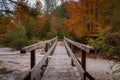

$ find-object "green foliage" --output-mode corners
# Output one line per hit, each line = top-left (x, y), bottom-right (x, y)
(7, 23), (29, 50)
(30, 7), (41, 17)
(55, 5), (69, 18)
(47, 32), (57, 39)
(106, 32), (120, 61)
(25, 18), (35, 39)
(87, 27), (120, 61)
(57, 32), (63, 40)
(87, 27), (114, 58)
(38, 24), (51, 39)
(0, 14), (4, 25)
(87, 37), (115, 58)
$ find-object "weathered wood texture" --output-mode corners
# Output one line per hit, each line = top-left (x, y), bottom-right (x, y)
(64, 40), (85, 80)
(31, 39), (58, 80)
(41, 42), (78, 80)
(64, 37), (94, 53)
(21, 37), (57, 52)
(21, 37), (57, 80)
(21, 36), (95, 80)
(31, 50), (35, 69)
(64, 37), (95, 80)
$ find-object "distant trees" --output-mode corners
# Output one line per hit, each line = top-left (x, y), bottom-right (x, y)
(59, 0), (120, 62)
(0, 0), (120, 63)
(0, 0), (41, 49)
(0, 15), (14, 44)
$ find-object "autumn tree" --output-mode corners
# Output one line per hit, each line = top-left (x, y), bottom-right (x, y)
(13, 0), (30, 24)
(49, 3), (70, 40)
(0, 16), (14, 44)
(37, 0), (59, 39)
(63, 1), (88, 42)
(0, 0), (43, 49)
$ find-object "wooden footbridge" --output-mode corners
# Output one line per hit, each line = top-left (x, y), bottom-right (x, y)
(21, 37), (95, 80)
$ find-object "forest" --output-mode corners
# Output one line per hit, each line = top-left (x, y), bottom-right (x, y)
(0, 0), (120, 63)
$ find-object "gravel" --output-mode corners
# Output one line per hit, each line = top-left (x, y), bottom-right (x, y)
(0, 47), (44, 80)
(86, 58), (120, 80)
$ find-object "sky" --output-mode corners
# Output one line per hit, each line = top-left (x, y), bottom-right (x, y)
(28, 0), (36, 5)
(28, 0), (44, 6)
(27, 0), (79, 6)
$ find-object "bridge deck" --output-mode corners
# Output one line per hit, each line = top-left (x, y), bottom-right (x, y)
(41, 42), (78, 80)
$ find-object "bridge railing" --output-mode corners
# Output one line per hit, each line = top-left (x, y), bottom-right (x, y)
(64, 36), (95, 80)
(21, 36), (58, 80)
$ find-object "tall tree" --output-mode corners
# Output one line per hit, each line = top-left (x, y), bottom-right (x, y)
(63, 1), (88, 41)
(35, 0), (42, 12)
(13, 0), (29, 23)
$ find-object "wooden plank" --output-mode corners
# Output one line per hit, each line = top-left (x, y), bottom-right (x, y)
(41, 42), (78, 80)
(64, 40), (85, 80)
(64, 39), (95, 80)
(31, 39), (57, 80)
(21, 71), (31, 80)
(64, 37), (94, 53)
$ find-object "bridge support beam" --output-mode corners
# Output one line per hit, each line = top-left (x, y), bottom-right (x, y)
(71, 59), (75, 66)
(81, 50), (86, 71)
(31, 50), (35, 69)
(45, 43), (48, 52)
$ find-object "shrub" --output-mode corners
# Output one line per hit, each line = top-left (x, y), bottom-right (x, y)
(25, 18), (35, 40)
(7, 22), (29, 50)
(87, 27), (115, 58)
(47, 32), (57, 39)
(106, 32), (120, 61)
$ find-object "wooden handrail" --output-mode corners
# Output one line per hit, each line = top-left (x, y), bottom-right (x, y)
(21, 36), (57, 53)
(64, 36), (95, 80)
(64, 40), (85, 80)
(64, 36), (94, 53)
(21, 37), (58, 80)
(31, 38), (58, 80)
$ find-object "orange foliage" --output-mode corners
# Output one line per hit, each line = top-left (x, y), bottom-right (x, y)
(0, 17), (14, 44)
(13, 0), (30, 24)
(64, 1), (88, 40)
(63, 0), (112, 40)
(35, 16), (46, 29)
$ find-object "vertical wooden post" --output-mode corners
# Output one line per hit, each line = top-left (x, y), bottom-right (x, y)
(50, 42), (52, 48)
(70, 43), (73, 52)
(43, 58), (48, 67)
(71, 59), (75, 66)
(81, 50), (86, 71)
(45, 43), (48, 52)
(51, 40), (53, 46)
(81, 50), (86, 80)
(66, 42), (70, 56)
(81, 72), (86, 80)
(70, 44), (75, 66)
(31, 50), (35, 69)
(46, 58), (48, 66)
(24, 72), (31, 80)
